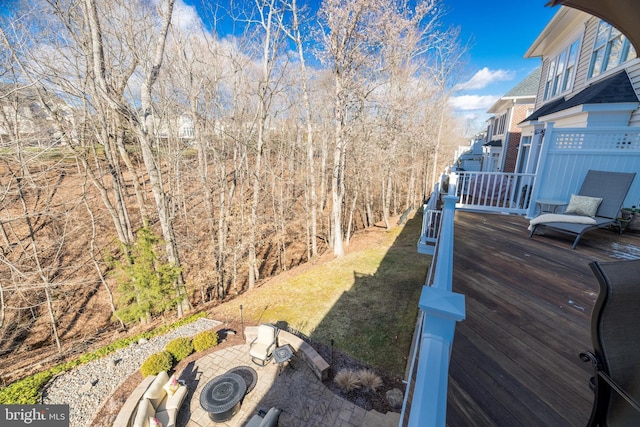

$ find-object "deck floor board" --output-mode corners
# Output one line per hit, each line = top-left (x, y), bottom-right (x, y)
(447, 211), (640, 426)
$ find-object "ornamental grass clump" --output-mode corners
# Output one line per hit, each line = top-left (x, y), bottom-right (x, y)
(165, 337), (194, 362)
(140, 351), (173, 377)
(192, 330), (218, 352)
(356, 369), (383, 392)
(334, 369), (362, 392)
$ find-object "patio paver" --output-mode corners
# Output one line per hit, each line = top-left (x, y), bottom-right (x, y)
(176, 344), (400, 427)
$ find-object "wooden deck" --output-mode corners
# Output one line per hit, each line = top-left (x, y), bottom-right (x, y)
(447, 210), (640, 427)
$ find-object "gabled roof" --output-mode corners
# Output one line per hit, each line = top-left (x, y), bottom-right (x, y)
(563, 70), (638, 106)
(520, 70), (639, 123)
(525, 7), (588, 58)
(504, 67), (542, 98)
(487, 68), (540, 114)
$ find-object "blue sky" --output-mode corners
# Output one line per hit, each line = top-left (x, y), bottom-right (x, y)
(442, 0), (559, 130)
(178, 0), (560, 131)
(1, 0), (559, 132)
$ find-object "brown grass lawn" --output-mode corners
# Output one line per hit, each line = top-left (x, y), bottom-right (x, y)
(210, 212), (431, 377)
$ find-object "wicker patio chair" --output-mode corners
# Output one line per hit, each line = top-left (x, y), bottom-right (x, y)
(580, 260), (640, 426)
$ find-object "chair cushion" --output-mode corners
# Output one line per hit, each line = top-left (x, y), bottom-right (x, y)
(160, 385), (187, 412)
(245, 408), (282, 427)
(565, 194), (602, 217)
(143, 372), (169, 409)
(249, 342), (272, 359)
(132, 399), (156, 427)
(256, 325), (276, 342)
(155, 409), (176, 427)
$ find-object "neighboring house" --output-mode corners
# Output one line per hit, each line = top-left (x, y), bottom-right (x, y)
(485, 67), (540, 173)
(0, 84), (72, 147)
(435, 2), (640, 276)
(516, 7), (640, 215)
(155, 111), (196, 144)
(446, 7), (640, 217)
(453, 134), (485, 171)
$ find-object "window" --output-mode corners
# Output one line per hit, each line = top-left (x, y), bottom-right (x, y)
(588, 20), (636, 79)
(494, 114), (506, 136)
(544, 39), (580, 100)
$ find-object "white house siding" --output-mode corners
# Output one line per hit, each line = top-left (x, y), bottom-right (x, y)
(534, 59), (549, 110)
(571, 17), (597, 95)
(532, 15), (591, 111)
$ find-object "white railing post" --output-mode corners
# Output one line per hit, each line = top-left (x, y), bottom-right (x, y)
(409, 288), (465, 426)
(526, 122), (554, 218)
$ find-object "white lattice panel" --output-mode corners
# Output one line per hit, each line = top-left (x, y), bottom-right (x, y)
(552, 130), (640, 150)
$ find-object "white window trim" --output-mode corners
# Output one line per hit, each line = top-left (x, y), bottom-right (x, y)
(588, 20), (636, 80)
(543, 39), (581, 101)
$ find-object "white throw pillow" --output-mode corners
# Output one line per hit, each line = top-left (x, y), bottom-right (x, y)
(163, 374), (180, 397)
(564, 194), (603, 217)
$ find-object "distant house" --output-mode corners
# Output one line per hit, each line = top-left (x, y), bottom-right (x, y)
(0, 84), (72, 147)
(453, 134), (485, 172)
(485, 67), (540, 173)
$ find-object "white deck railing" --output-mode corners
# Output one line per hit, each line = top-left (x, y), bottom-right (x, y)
(403, 195), (466, 426)
(449, 171), (535, 214)
(418, 182), (442, 255)
(405, 126), (640, 426)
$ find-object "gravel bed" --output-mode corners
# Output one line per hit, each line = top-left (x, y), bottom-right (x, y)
(41, 318), (221, 427)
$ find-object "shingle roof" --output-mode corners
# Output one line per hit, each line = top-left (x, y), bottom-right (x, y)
(483, 140), (502, 147)
(520, 70), (638, 123)
(504, 67), (541, 98)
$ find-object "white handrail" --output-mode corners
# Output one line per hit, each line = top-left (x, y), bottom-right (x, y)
(403, 195), (465, 427)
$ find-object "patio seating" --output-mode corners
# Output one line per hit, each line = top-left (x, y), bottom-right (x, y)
(246, 407), (282, 427)
(528, 170), (636, 249)
(249, 324), (278, 366)
(580, 260), (640, 427)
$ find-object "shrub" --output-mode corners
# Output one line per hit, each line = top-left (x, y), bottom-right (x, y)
(165, 337), (193, 362)
(140, 351), (173, 377)
(356, 369), (383, 392)
(193, 330), (218, 352)
(0, 314), (206, 404)
(334, 369), (361, 392)
(0, 371), (52, 404)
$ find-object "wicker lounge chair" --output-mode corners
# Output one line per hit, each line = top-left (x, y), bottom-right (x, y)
(581, 260), (640, 427)
(528, 170), (636, 249)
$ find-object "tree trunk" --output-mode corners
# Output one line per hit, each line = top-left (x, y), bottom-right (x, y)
(331, 76), (345, 257)
(291, 0), (318, 258)
(136, 0), (191, 315)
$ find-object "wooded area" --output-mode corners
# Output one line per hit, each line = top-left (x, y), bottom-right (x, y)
(0, 0), (466, 376)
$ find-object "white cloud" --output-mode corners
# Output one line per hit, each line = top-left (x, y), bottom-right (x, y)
(455, 68), (515, 91)
(172, 0), (202, 32)
(449, 94), (500, 111)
